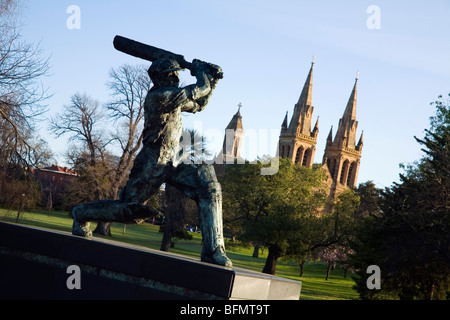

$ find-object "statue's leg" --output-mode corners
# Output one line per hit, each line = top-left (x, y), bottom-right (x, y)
(71, 200), (160, 238)
(168, 164), (232, 267)
(71, 148), (170, 238)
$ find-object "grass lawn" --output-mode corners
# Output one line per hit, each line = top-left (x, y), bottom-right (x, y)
(0, 208), (360, 300)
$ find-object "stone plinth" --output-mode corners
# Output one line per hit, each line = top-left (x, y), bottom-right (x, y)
(0, 222), (301, 300)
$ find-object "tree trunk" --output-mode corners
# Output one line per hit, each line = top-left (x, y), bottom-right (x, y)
(160, 226), (171, 252)
(94, 222), (112, 237)
(262, 246), (281, 275)
(15, 208), (21, 223)
(160, 184), (186, 252)
(252, 245), (260, 258)
(15, 198), (24, 223)
(47, 190), (53, 211)
(299, 261), (305, 277)
(325, 263), (332, 280)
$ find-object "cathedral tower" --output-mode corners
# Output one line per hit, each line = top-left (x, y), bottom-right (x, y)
(322, 75), (363, 196)
(221, 103), (244, 163)
(279, 60), (319, 167)
(214, 104), (244, 177)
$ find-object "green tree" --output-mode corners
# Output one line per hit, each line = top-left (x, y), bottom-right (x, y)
(287, 188), (360, 279)
(350, 94), (450, 300)
(328, 189), (360, 243)
(221, 156), (328, 275)
(354, 181), (382, 219)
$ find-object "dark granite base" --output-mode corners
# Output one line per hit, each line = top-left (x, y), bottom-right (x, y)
(0, 222), (301, 300)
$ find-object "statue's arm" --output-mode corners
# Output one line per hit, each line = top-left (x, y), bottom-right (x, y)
(159, 62), (219, 114)
(180, 69), (214, 113)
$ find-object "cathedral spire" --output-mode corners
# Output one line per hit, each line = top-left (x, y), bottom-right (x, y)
(343, 72), (358, 121)
(313, 116), (319, 130)
(322, 73), (363, 194)
(312, 116), (319, 137)
(279, 58), (318, 168)
(357, 130), (364, 150)
(296, 58), (314, 108)
(288, 59), (315, 134)
(327, 126), (333, 143)
(225, 104), (243, 131)
(220, 104), (244, 163)
(334, 75), (359, 148)
(281, 111), (288, 130)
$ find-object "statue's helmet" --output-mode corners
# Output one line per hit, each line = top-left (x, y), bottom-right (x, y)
(148, 59), (182, 79)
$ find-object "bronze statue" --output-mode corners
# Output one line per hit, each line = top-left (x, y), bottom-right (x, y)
(70, 36), (232, 267)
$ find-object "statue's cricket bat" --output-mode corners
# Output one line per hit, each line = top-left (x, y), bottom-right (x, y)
(113, 35), (223, 79)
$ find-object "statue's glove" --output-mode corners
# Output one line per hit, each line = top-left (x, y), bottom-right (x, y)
(191, 59), (223, 83)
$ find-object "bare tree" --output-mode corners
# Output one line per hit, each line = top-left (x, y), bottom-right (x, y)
(51, 93), (106, 161)
(92, 64), (151, 236)
(105, 64), (150, 198)
(0, 0), (51, 203)
(0, 0), (50, 147)
(50, 93), (109, 204)
(52, 66), (151, 236)
(62, 148), (116, 210)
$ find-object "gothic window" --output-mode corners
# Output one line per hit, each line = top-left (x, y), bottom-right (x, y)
(280, 145), (285, 158)
(295, 146), (304, 164)
(347, 161), (356, 187)
(302, 148), (310, 166)
(340, 160), (350, 185)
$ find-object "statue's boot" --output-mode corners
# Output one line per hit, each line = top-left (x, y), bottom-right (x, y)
(70, 200), (158, 238)
(71, 205), (93, 238)
(197, 184), (232, 267)
(201, 243), (232, 267)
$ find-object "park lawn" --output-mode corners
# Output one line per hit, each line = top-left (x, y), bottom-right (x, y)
(0, 208), (359, 300)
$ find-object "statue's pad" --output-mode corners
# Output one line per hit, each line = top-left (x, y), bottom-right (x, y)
(0, 222), (301, 300)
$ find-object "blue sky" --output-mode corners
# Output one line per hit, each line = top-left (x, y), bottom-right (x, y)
(20, 0), (450, 189)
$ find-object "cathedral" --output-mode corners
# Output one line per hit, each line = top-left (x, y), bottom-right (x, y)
(278, 59), (363, 198)
(216, 59), (363, 199)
